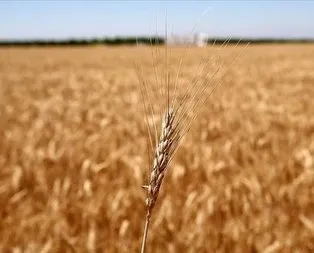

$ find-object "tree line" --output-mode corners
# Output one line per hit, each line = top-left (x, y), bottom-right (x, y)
(0, 36), (313, 47)
(0, 37), (165, 46)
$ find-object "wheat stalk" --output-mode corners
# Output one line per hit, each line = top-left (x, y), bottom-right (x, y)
(140, 107), (175, 253)
(136, 10), (247, 252)
(137, 42), (246, 252)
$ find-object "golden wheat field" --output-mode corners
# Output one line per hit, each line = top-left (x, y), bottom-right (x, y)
(0, 44), (314, 253)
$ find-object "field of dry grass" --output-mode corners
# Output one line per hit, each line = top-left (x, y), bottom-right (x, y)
(0, 44), (314, 253)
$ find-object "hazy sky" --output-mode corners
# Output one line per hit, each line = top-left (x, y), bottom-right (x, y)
(0, 1), (313, 40)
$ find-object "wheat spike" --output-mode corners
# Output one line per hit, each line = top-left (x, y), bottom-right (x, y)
(146, 107), (175, 214)
(141, 107), (175, 253)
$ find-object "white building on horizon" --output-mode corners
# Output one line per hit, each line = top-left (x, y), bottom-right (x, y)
(166, 32), (208, 47)
(194, 33), (208, 47)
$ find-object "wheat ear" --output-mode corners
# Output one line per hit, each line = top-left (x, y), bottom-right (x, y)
(140, 107), (175, 253)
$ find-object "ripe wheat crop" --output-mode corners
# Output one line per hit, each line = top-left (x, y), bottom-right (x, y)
(0, 44), (314, 253)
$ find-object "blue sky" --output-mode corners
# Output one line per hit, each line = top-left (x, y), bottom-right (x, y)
(0, 1), (313, 40)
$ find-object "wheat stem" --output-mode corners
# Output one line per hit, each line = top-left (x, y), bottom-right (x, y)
(140, 213), (151, 253)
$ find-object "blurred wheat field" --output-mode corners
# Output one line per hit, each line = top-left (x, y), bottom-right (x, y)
(0, 44), (314, 253)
